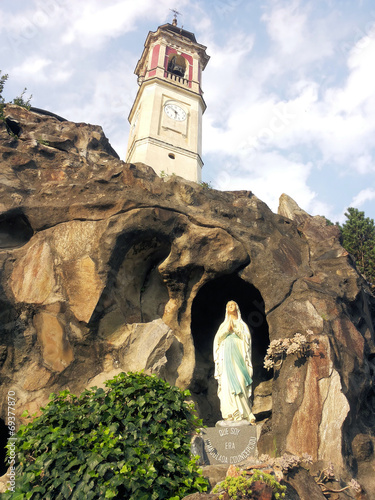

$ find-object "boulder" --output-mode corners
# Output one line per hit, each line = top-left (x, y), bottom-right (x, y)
(0, 105), (374, 494)
(252, 379), (272, 419)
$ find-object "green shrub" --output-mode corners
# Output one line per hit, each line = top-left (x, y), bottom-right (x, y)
(0, 70), (32, 126)
(213, 469), (286, 500)
(213, 473), (253, 499)
(4, 372), (209, 499)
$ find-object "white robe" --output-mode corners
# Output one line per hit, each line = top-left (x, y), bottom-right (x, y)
(214, 303), (255, 422)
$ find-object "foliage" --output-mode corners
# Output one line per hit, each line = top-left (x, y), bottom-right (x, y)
(12, 88), (32, 109)
(199, 181), (212, 190)
(339, 207), (375, 285)
(0, 71), (8, 100)
(4, 372), (209, 499)
(159, 170), (177, 179)
(323, 216), (335, 226)
(213, 472), (253, 500)
(0, 70), (32, 123)
(37, 138), (51, 147)
(264, 330), (318, 370)
(0, 71), (8, 119)
(213, 469), (286, 500)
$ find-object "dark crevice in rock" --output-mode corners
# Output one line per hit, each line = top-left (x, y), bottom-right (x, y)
(37, 147), (56, 159)
(42, 139), (76, 153)
(0, 277), (21, 339)
(12, 160), (38, 173)
(266, 278), (298, 316)
(110, 171), (122, 179)
(0, 418), (10, 475)
(5, 117), (21, 137)
(177, 266), (205, 325)
(0, 210), (34, 248)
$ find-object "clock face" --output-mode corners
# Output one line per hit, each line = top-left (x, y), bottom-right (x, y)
(164, 103), (186, 121)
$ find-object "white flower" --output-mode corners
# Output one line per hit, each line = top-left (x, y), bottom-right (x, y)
(324, 462), (335, 479)
(264, 358), (274, 370)
(349, 479), (361, 493)
(301, 453), (313, 464)
(293, 333), (307, 344)
(286, 342), (300, 355)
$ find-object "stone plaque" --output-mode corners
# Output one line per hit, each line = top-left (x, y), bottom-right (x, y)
(195, 424), (258, 465)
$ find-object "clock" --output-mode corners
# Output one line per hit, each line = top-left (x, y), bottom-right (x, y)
(164, 103), (186, 121)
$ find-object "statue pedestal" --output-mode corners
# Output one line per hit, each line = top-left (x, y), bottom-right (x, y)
(192, 421), (259, 466)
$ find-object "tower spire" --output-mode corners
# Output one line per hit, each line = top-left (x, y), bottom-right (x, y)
(170, 8), (181, 26)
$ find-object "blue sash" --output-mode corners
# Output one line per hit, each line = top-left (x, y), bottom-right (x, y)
(224, 334), (252, 395)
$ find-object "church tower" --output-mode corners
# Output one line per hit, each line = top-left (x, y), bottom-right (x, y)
(126, 17), (210, 182)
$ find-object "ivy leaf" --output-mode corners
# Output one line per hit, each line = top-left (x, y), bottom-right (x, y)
(7, 372), (209, 498)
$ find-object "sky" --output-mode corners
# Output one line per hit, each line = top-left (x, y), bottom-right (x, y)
(1, 0), (375, 223)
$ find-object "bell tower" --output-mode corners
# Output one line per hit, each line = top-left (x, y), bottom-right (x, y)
(126, 17), (210, 182)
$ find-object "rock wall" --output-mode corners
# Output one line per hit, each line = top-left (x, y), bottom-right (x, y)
(0, 105), (374, 492)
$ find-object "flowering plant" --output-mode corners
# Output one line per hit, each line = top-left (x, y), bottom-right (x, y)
(258, 453), (312, 473)
(264, 330), (319, 370)
(258, 455), (362, 494)
(315, 462), (362, 494)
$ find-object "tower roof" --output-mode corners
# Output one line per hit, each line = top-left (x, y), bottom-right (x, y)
(157, 23), (197, 43)
(134, 22), (209, 78)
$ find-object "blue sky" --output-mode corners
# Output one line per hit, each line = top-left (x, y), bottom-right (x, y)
(1, 0), (375, 223)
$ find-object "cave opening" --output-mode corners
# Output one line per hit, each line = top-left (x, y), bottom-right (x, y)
(0, 418), (9, 476)
(0, 211), (33, 249)
(92, 232), (171, 335)
(190, 274), (271, 426)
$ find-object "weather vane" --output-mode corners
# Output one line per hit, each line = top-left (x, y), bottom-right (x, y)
(170, 8), (181, 26)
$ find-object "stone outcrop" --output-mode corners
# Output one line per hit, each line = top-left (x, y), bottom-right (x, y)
(0, 105), (374, 495)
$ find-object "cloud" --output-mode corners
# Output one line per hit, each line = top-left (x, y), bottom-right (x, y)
(12, 57), (51, 77)
(260, 0), (341, 69)
(200, 2), (375, 218)
(1, 0), (69, 54)
(11, 57), (72, 84)
(211, 151), (316, 214)
(353, 154), (375, 174)
(350, 188), (375, 209)
(324, 30), (375, 123)
(262, 0), (309, 56)
(203, 32), (255, 115)
(60, 0), (185, 49)
(49, 58), (136, 158)
(297, 34), (375, 167)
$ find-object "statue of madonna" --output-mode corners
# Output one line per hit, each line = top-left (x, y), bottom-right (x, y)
(214, 300), (256, 424)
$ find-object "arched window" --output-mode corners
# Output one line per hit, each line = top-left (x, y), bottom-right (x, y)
(167, 54), (186, 78)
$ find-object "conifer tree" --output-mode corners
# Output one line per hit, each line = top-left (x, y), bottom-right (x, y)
(340, 207), (375, 286)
